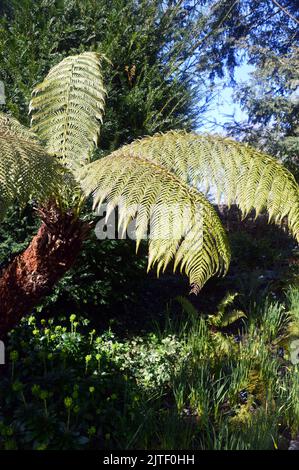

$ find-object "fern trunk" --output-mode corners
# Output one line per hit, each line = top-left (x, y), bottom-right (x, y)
(0, 203), (91, 338)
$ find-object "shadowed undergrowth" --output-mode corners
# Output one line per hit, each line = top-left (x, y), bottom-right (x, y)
(1, 287), (299, 450)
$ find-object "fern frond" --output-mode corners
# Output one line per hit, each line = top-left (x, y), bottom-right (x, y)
(216, 292), (239, 316)
(216, 310), (246, 328)
(29, 52), (106, 169)
(0, 111), (39, 143)
(0, 114), (63, 219)
(78, 154), (231, 291)
(110, 131), (299, 242)
(207, 293), (246, 327)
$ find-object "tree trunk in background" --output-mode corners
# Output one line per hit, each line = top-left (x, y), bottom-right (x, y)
(0, 203), (92, 338)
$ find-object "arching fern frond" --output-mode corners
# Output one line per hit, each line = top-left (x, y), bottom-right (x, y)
(29, 52), (106, 169)
(110, 131), (299, 242)
(78, 154), (231, 292)
(0, 114), (63, 219)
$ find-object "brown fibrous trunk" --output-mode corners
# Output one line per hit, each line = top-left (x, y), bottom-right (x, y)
(0, 202), (92, 338)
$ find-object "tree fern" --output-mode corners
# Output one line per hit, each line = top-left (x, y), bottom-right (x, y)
(29, 52), (106, 169)
(2, 51), (299, 293)
(109, 131), (299, 242)
(0, 113), (62, 219)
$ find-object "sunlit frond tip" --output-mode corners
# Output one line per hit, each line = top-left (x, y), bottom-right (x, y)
(78, 154), (231, 293)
